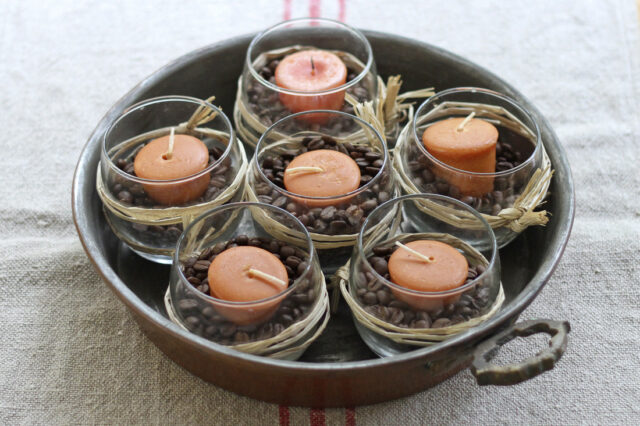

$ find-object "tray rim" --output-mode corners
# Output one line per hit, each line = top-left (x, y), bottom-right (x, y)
(72, 30), (575, 372)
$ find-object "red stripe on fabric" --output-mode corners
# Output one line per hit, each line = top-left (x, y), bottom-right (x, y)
(309, 0), (321, 18)
(283, 0), (292, 20)
(338, 0), (346, 22)
(345, 407), (356, 426)
(310, 408), (326, 426)
(279, 405), (290, 426)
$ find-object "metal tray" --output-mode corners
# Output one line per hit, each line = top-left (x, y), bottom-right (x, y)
(72, 31), (575, 407)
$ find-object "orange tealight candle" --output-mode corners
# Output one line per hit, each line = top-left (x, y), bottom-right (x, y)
(422, 114), (498, 197)
(387, 240), (469, 311)
(283, 149), (361, 207)
(133, 131), (210, 205)
(208, 246), (289, 325)
(275, 49), (347, 123)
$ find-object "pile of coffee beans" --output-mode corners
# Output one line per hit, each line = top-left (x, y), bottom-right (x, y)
(111, 144), (227, 208)
(246, 58), (372, 131)
(176, 235), (318, 345)
(355, 242), (492, 328)
(255, 135), (392, 235)
(406, 135), (533, 216)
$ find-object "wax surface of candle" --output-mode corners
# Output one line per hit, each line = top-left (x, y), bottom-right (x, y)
(387, 240), (468, 293)
(208, 246), (288, 302)
(422, 117), (498, 196)
(283, 149), (361, 207)
(133, 134), (210, 205)
(275, 49), (347, 121)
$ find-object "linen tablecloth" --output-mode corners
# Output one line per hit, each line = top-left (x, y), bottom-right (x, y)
(1, 0), (639, 424)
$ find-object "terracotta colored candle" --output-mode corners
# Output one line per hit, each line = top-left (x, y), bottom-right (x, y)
(422, 114), (498, 197)
(283, 149), (361, 207)
(208, 246), (288, 325)
(275, 49), (347, 123)
(387, 240), (469, 311)
(134, 131), (210, 205)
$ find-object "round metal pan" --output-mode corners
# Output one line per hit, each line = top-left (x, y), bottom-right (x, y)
(72, 31), (575, 407)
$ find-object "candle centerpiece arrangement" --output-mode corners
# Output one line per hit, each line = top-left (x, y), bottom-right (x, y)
(167, 202), (329, 360)
(337, 194), (503, 356)
(88, 18), (559, 367)
(234, 18), (405, 150)
(97, 96), (247, 263)
(393, 87), (552, 248)
(245, 109), (397, 272)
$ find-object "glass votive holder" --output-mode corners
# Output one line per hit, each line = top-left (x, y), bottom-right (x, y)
(394, 87), (549, 248)
(98, 96), (246, 264)
(168, 202), (328, 360)
(246, 110), (396, 273)
(344, 194), (502, 357)
(235, 17), (378, 150)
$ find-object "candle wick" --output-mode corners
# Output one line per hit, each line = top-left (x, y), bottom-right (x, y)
(456, 112), (476, 132)
(247, 268), (286, 287)
(310, 56), (315, 75)
(394, 241), (436, 264)
(285, 166), (325, 175)
(162, 127), (175, 160)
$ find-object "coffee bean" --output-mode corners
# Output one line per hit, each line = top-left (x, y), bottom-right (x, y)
(364, 152), (381, 161)
(373, 289), (389, 305)
(329, 220), (347, 234)
(280, 245), (295, 258)
(297, 261), (308, 275)
(389, 300), (409, 310)
(307, 138), (324, 150)
(220, 324), (236, 337)
(273, 196), (287, 208)
(377, 191), (390, 203)
(193, 260), (210, 272)
(187, 276), (201, 286)
(285, 256), (301, 269)
(280, 314), (294, 326)
(366, 279), (382, 292)
(177, 299), (198, 312)
(185, 316), (200, 328)
(273, 323), (285, 335)
(432, 318), (451, 328)
(414, 319), (431, 328)
(360, 199), (378, 211)
(117, 191), (133, 203)
(389, 309), (404, 325)
(312, 219), (327, 233)
(204, 325), (218, 337)
(372, 245), (394, 256)
(370, 257), (388, 275)
(320, 206), (337, 221)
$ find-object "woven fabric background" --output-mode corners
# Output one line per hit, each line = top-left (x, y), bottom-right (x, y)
(1, 0), (639, 424)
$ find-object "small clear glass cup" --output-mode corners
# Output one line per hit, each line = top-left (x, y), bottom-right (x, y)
(248, 110), (396, 273)
(402, 87), (543, 247)
(239, 18), (377, 144)
(100, 96), (244, 264)
(169, 202), (325, 359)
(348, 194), (501, 356)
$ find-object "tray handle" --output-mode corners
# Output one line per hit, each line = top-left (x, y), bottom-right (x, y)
(471, 319), (570, 386)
